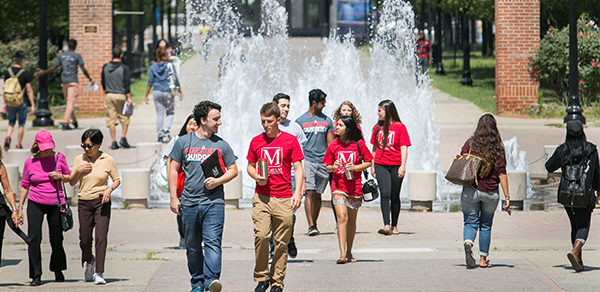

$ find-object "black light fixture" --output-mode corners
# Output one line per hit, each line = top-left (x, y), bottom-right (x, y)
(563, 0), (585, 124)
(460, 11), (472, 86)
(33, 0), (54, 127)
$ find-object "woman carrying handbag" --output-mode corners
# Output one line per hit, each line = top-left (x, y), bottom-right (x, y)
(17, 130), (71, 286)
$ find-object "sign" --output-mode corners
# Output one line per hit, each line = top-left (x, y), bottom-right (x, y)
(83, 25), (98, 34)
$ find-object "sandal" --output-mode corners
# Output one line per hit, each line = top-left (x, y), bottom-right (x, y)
(346, 256), (357, 263)
(480, 260), (492, 268)
(464, 243), (476, 269)
(391, 227), (400, 235)
(336, 258), (346, 264)
(567, 252), (583, 272)
(378, 226), (392, 235)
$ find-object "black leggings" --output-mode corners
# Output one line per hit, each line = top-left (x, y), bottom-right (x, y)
(27, 200), (67, 279)
(375, 164), (404, 227)
(564, 205), (593, 245)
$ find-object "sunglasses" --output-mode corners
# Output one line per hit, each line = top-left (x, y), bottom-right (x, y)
(80, 143), (96, 149)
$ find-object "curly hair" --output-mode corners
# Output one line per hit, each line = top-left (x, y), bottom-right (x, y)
(333, 101), (362, 124)
(469, 114), (506, 178)
(193, 100), (222, 125)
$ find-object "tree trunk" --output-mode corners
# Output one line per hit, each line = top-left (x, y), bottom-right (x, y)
(471, 18), (477, 52)
(443, 12), (453, 46)
(482, 21), (488, 57)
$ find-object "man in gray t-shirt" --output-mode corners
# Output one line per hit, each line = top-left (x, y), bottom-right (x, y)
(295, 89), (335, 236)
(35, 39), (93, 131)
(168, 101), (238, 292)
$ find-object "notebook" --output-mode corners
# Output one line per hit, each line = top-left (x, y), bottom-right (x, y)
(201, 150), (227, 178)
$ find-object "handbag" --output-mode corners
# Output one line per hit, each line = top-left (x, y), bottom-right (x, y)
(356, 142), (379, 202)
(155, 157), (169, 193)
(53, 153), (74, 232)
(167, 62), (180, 97)
(445, 146), (482, 187)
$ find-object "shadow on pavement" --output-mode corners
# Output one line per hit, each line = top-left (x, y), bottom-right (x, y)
(0, 259), (21, 267)
(553, 264), (600, 272)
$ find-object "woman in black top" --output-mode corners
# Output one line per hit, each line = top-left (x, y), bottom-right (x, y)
(546, 120), (600, 272)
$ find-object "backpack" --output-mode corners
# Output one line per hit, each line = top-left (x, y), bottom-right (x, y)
(559, 158), (594, 208)
(3, 68), (25, 107)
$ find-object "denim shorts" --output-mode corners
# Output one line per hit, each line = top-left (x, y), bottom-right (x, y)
(7, 103), (28, 126)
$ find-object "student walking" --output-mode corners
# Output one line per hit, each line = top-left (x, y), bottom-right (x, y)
(168, 101), (238, 292)
(101, 47), (133, 149)
(546, 120), (599, 272)
(459, 114), (510, 269)
(16, 131), (71, 286)
(3, 51), (36, 150)
(145, 47), (183, 143)
(34, 39), (93, 130)
(324, 115), (373, 264)
(248, 102), (304, 292)
(69, 129), (120, 284)
(371, 100), (411, 236)
(295, 89), (335, 236)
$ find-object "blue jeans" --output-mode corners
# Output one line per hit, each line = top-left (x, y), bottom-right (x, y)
(181, 203), (225, 291)
(461, 187), (499, 257)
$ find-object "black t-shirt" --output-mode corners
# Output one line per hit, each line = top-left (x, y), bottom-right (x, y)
(4, 67), (32, 101)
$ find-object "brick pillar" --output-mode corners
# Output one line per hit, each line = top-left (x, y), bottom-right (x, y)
(495, 0), (540, 115)
(69, 0), (112, 114)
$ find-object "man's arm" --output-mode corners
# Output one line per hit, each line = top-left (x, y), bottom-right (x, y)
(326, 132), (335, 146)
(168, 159), (182, 215)
(79, 64), (93, 84)
(34, 64), (58, 77)
(25, 83), (36, 114)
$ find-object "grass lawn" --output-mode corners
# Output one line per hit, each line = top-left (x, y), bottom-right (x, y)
(428, 45), (497, 113)
(130, 72), (149, 105)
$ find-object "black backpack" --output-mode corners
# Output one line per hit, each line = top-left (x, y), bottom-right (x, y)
(559, 158), (593, 208)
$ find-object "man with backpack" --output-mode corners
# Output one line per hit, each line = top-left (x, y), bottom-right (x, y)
(3, 51), (36, 151)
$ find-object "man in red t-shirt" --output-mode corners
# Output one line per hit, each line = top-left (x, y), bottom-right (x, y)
(247, 102), (304, 292)
(416, 30), (432, 73)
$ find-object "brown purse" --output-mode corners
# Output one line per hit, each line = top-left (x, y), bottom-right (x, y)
(445, 148), (482, 187)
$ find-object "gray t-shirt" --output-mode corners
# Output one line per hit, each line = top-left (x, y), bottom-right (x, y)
(55, 51), (84, 84)
(169, 133), (238, 206)
(295, 112), (335, 163)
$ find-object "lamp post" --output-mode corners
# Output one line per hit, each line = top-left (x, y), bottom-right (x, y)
(564, 0), (585, 124)
(434, 0), (445, 75)
(33, 0), (53, 127)
(460, 11), (472, 86)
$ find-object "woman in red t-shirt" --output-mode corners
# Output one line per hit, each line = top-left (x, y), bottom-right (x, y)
(370, 100), (411, 236)
(324, 116), (373, 264)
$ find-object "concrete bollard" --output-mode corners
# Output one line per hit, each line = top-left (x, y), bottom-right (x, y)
(223, 170), (242, 209)
(544, 145), (560, 178)
(64, 145), (82, 167)
(407, 171), (437, 211)
(4, 164), (20, 202)
(121, 168), (151, 208)
(136, 142), (163, 169)
(5, 149), (32, 171)
(499, 170), (527, 210)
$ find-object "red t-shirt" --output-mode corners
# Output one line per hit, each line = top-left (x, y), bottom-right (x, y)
(247, 132), (304, 198)
(370, 122), (412, 166)
(416, 39), (431, 60)
(461, 140), (507, 193)
(323, 139), (374, 197)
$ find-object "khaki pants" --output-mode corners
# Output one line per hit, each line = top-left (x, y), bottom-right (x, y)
(252, 193), (293, 288)
(105, 93), (130, 127)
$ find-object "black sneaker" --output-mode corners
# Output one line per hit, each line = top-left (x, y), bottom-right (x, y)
(271, 285), (283, 292)
(61, 123), (73, 130)
(72, 120), (78, 129)
(110, 141), (120, 150)
(254, 280), (270, 292)
(308, 225), (319, 236)
(4, 137), (10, 151)
(288, 238), (297, 258)
(30, 276), (42, 286)
(55, 271), (65, 282)
(120, 137), (131, 148)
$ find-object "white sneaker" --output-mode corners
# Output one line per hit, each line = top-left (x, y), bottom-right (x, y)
(84, 260), (95, 282)
(208, 279), (222, 292)
(93, 273), (106, 285)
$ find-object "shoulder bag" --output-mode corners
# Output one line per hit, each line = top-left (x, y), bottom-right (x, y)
(53, 153), (73, 232)
(445, 146), (482, 187)
(356, 141), (379, 202)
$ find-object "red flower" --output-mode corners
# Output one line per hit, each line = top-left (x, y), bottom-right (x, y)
(581, 80), (584, 84)
(553, 88), (556, 92)
(550, 25), (554, 29)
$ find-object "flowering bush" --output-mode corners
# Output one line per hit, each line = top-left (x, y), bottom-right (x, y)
(529, 16), (600, 105)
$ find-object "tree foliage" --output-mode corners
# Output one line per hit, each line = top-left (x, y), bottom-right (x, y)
(0, 0), (69, 46)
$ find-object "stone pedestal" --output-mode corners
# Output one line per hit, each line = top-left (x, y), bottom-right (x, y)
(64, 145), (82, 167)
(499, 170), (528, 210)
(121, 169), (151, 208)
(544, 145), (560, 178)
(5, 149), (32, 171)
(136, 142), (163, 169)
(407, 171), (437, 211)
(4, 164), (20, 202)
(223, 170), (242, 209)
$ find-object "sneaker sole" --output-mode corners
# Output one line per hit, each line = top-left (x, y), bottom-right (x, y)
(209, 280), (222, 292)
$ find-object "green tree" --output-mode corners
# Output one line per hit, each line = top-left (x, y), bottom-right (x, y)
(0, 0), (69, 47)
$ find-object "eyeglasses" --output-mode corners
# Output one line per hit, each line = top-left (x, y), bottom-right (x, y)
(80, 143), (95, 149)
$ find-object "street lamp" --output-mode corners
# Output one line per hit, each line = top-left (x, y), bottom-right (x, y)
(33, 0), (53, 127)
(460, 11), (472, 86)
(564, 0), (585, 124)
(434, 0), (445, 75)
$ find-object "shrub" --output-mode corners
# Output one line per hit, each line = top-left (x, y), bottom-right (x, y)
(529, 16), (600, 105)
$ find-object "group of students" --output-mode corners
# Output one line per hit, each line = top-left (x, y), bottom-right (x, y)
(0, 129), (118, 286)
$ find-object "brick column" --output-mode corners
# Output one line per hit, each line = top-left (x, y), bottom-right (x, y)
(495, 0), (540, 115)
(69, 0), (112, 114)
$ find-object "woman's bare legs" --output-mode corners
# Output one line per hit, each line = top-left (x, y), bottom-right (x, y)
(335, 204), (348, 263)
(346, 208), (358, 262)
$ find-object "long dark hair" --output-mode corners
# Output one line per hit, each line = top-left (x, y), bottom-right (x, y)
(562, 129), (593, 165)
(338, 116), (363, 143)
(375, 100), (401, 149)
(470, 114), (505, 177)
(178, 114), (196, 137)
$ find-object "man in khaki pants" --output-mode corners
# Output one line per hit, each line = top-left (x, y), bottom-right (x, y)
(101, 47), (132, 149)
(247, 102), (304, 292)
